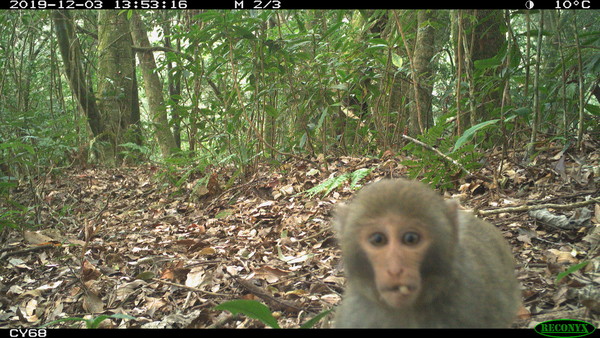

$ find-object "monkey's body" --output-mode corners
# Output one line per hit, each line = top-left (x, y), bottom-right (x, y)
(333, 179), (520, 328)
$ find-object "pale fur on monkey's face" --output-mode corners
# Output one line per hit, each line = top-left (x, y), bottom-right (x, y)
(357, 213), (432, 309)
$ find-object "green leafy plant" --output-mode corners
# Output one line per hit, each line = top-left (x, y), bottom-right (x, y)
(0, 171), (28, 231)
(453, 119), (500, 151)
(41, 313), (136, 328)
(0, 202), (27, 231)
(215, 299), (332, 328)
(155, 151), (211, 189)
(118, 142), (151, 163)
(402, 116), (482, 190)
(304, 167), (374, 198)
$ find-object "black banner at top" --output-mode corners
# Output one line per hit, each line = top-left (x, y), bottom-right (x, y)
(4, 0), (596, 10)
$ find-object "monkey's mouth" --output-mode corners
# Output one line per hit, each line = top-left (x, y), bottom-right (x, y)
(379, 284), (418, 308)
(383, 284), (415, 295)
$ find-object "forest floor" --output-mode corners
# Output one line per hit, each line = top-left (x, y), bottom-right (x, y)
(1, 140), (600, 329)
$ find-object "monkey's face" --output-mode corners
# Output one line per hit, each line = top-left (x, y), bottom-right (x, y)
(357, 214), (432, 309)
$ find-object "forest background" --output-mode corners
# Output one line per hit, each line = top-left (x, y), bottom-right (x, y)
(0, 9), (599, 328)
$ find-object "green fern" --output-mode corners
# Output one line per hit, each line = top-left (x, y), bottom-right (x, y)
(304, 168), (374, 198)
(349, 168), (372, 188)
(402, 116), (481, 190)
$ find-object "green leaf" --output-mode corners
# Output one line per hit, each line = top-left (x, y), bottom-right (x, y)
(87, 315), (113, 329)
(300, 309), (333, 328)
(453, 119), (499, 151)
(87, 313), (136, 328)
(215, 300), (280, 328)
(40, 317), (88, 328)
(585, 104), (600, 116)
(0, 141), (35, 154)
(509, 43), (522, 69)
(40, 313), (135, 328)
(391, 53), (403, 69)
(474, 57), (501, 70)
(231, 26), (256, 39)
(323, 21), (343, 38)
(513, 107), (532, 117)
(365, 44), (387, 53)
(556, 261), (589, 284)
(367, 38), (388, 46)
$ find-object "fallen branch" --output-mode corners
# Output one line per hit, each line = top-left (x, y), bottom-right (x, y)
(231, 275), (303, 314)
(151, 278), (230, 297)
(401, 134), (472, 176)
(477, 197), (600, 216)
(0, 243), (58, 260)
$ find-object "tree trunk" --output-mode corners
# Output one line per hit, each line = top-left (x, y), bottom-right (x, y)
(162, 12), (182, 150)
(470, 10), (506, 123)
(130, 12), (177, 158)
(52, 10), (104, 137)
(411, 10), (436, 134)
(97, 11), (139, 164)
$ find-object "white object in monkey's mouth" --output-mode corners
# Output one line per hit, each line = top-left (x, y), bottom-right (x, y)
(398, 285), (411, 295)
(383, 284), (415, 295)
(379, 285), (418, 309)
(378, 283), (420, 308)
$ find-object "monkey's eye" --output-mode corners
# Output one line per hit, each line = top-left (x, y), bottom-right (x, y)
(402, 232), (420, 245)
(368, 232), (388, 246)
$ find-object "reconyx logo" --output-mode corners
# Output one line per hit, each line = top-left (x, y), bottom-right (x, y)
(535, 319), (596, 338)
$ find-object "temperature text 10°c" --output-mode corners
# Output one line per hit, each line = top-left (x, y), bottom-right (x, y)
(555, 0), (591, 8)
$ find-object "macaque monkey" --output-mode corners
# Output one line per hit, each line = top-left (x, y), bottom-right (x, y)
(333, 179), (520, 328)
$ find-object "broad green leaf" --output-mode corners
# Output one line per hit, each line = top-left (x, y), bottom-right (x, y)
(367, 38), (388, 46)
(556, 261), (589, 284)
(40, 317), (88, 328)
(365, 44), (387, 53)
(391, 53), (403, 69)
(0, 141), (35, 154)
(231, 26), (256, 39)
(474, 57), (501, 70)
(453, 119), (499, 151)
(300, 309), (333, 328)
(215, 300), (280, 328)
(585, 104), (600, 116)
(513, 107), (532, 117)
(323, 22), (343, 38)
(40, 313), (135, 328)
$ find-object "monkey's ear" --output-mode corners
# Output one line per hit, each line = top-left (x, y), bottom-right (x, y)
(444, 199), (461, 240)
(332, 203), (349, 234)
(445, 198), (459, 212)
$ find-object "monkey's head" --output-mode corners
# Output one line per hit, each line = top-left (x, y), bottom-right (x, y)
(334, 179), (459, 309)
